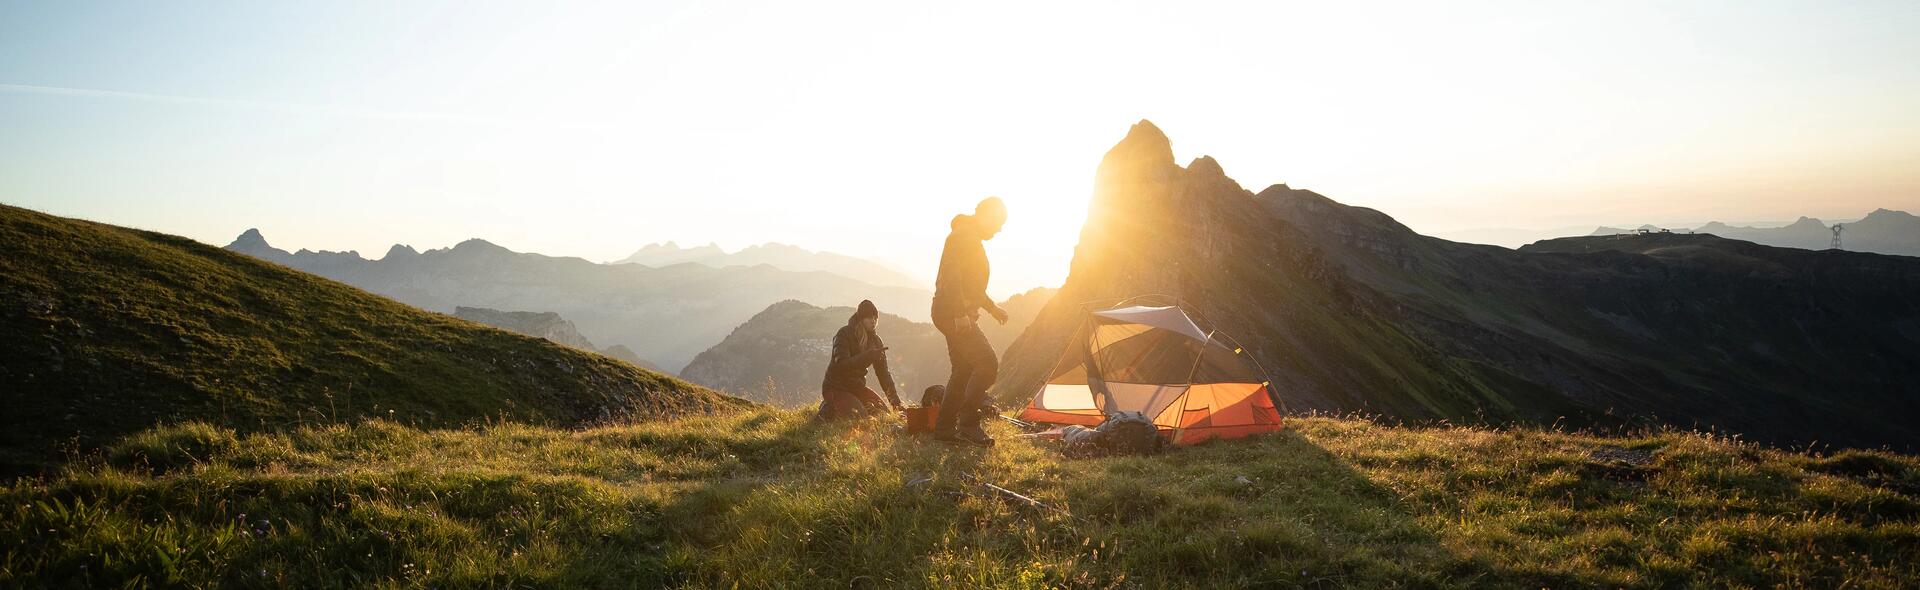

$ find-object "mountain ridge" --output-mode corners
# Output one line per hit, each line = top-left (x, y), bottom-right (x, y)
(998, 121), (1920, 450)
(1587, 209), (1919, 256)
(226, 230), (933, 370)
(614, 240), (925, 289)
(680, 288), (1054, 405)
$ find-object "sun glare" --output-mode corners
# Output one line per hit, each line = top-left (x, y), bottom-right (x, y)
(1, 1), (1915, 293)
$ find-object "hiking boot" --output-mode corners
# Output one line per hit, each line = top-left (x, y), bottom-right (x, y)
(934, 429), (992, 447)
(958, 422), (995, 447)
(958, 430), (996, 447)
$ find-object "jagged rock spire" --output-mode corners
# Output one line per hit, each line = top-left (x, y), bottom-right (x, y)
(1098, 120), (1176, 181)
(229, 228), (270, 249)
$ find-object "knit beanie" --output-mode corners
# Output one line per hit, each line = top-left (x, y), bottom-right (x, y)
(852, 299), (879, 322)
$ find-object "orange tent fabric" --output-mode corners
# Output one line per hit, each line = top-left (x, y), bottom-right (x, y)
(1018, 304), (1284, 444)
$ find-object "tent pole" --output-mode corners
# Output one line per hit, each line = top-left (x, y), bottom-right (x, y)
(1165, 332), (1214, 443)
(1213, 330), (1287, 416)
(1076, 313), (1114, 414)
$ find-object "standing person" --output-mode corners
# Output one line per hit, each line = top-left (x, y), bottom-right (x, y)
(816, 300), (902, 421)
(931, 197), (1009, 446)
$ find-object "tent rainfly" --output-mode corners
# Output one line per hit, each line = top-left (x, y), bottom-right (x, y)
(1019, 304), (1284, 444)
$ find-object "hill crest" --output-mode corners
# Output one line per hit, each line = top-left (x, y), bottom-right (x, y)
(2, 204), (740, 473)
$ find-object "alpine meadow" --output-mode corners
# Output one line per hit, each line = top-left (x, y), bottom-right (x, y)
(5, 2), (1919, 588)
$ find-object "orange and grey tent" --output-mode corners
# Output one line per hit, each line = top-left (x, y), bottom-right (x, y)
(1018, 302), (1284, 444)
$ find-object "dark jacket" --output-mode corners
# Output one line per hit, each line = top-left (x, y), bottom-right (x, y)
(822, 321), (898, 403)
(931, 214), (992, 323)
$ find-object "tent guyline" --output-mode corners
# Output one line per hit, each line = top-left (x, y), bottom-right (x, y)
(1018, 296), (1285, 445)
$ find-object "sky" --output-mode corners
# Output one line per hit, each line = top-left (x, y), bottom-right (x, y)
(3, 0), (1917, 295)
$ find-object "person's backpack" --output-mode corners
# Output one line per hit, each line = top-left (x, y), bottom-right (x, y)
(920, 385), (946, 407)
(1063, 411), (1161, 457)
(905, 385), (946, 435)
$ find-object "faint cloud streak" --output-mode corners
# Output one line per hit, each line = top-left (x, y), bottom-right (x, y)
(0, 83), (568, 130)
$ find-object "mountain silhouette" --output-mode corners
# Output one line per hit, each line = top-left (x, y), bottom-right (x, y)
(615, 241), (925, 289)
(1591, 209), (1920, 256)
(678, 300), (948, 406)
(1000, 121), (1920, 450)
(680, 288), (1054, 405)
(227, 232), (932, 370)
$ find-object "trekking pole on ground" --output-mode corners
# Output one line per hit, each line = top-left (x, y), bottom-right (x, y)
(962, 473), (1071, 517)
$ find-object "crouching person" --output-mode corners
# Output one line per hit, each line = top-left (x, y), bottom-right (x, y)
(816, 300), (903, 421)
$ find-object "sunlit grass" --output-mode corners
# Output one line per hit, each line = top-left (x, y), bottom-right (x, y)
(4, 408), (1916, 588)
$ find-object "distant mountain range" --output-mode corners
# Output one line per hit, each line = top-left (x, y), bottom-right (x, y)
(452, 306), (663, 371)
(678, 300), (948, 407)
(1000, 121), (1920, 450)
(1588, 210), (1920, 257)
(680, 288), (1054, 406)
(615, 241), (925, 289)
(1435, 210), (1917, 254)
(227, 230), (932, 370)
(0, 204), (737, 473)
(1430, 226), (1600, 249)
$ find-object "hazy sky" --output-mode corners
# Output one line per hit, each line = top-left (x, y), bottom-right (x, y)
(4, 1), (1917, 295)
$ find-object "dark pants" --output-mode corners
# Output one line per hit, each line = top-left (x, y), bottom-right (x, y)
(817, 386), (887, 421)
(934, 316), (997, 435)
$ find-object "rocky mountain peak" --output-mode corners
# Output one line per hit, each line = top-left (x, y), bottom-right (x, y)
(1786, 216), (1827, 229)
(759, 299), (820, 316)
(225, 228), (292, 262)
(451, 238), (509, 254)
(1255, 183), (1331, 207)
(1861, 208), (1914, 222)
(1187, 155), (1225, 178)
(1007, 124), (1920, 451)
(383, 244), (419, 260)
(1097, 120), (1176, 182)
(230, 228), (269, 249)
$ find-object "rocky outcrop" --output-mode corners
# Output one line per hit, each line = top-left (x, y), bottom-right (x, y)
(454, 307), (599, 350)
(999, 121), (1920, 450)
(981, 287), (1056, 350)
(454, 306), (665, 371)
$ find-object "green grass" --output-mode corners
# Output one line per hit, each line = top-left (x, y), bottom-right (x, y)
(6, 408), (1915, 588)
(0, 204), (742, 475)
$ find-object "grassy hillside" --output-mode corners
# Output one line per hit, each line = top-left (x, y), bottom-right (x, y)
(0, 204), (741, 474)
(4, 409), (1915, 587)
(1261, 190), (1920, 449)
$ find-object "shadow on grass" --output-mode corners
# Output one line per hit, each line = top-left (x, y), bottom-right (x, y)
(1051, 429), (1502, 588)
(632, 419), (1514, 588)
(30, 411), (1908, 588)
